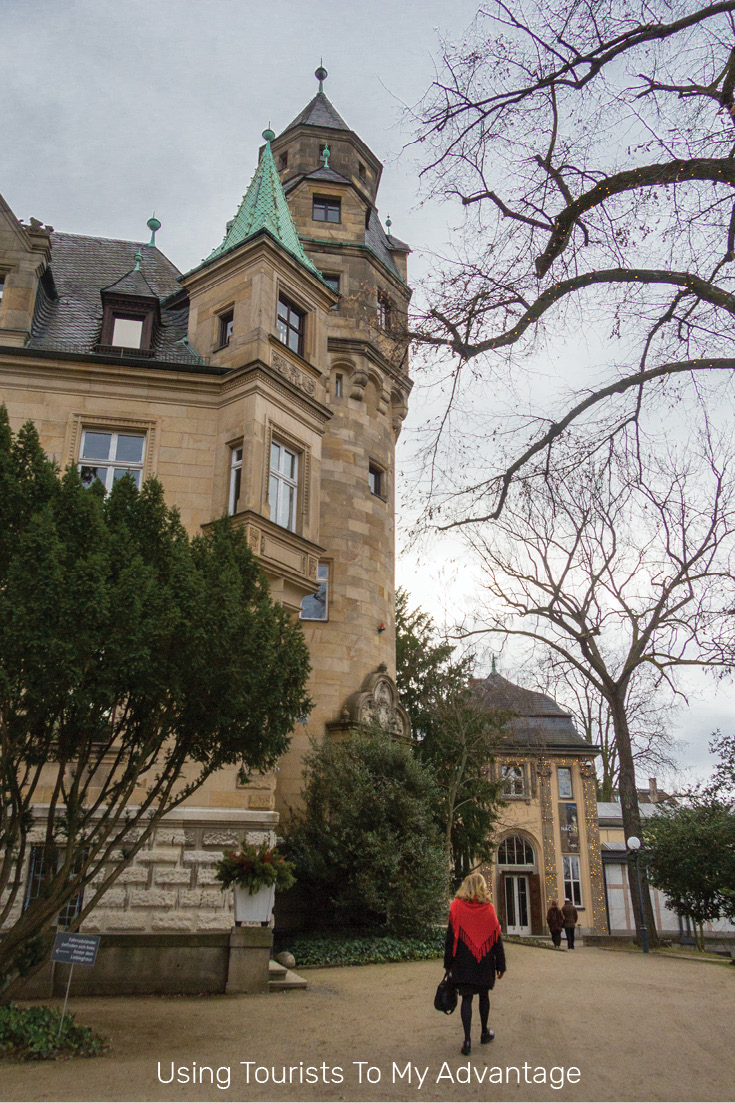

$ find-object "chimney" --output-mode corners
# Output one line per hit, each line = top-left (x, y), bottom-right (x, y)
(648, 777), (658, 803)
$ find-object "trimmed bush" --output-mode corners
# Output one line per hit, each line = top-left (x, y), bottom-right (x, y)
(280, 930), (444, 967)
(0, 1003), (108, 1061)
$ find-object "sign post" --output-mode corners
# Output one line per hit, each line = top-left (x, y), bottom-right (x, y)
(50, 932), (100, 1040)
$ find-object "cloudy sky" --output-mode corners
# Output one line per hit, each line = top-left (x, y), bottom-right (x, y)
(4, 1), (732, 780)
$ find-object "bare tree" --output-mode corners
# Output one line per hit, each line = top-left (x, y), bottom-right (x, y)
(461, 438), (735, 944)
(408, 1), (735, 522)
(523, 649), (680, 800)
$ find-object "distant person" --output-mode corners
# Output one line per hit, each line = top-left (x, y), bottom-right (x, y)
(562, 898), (578, 949)
(546, 899), (564, 949)
(443, 872), (506, 1056)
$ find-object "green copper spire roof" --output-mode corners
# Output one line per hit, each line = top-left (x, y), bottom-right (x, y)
(206, 129), (322, 278)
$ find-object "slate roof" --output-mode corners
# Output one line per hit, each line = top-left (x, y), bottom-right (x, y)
(366, 209), (410, 280)
(204, 138), (323, 280)
(102, 265), (159, 299)
(473, 671), (592, 749)
(280, 91), (350, 134)
(28, 232), (204, 366)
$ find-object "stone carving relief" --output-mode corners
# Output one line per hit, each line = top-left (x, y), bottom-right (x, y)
(271, 349), (317, 395)
(332, 664), (410, 740)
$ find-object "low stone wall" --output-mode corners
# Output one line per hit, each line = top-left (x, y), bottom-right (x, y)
(15, 929), (273, 998)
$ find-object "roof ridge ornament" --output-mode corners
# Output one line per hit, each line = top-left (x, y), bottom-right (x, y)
(315, 63), (327, 93)
(321, 142), (330, 169)
(147, 213), (161, 247)
(134, 248), (143, 271)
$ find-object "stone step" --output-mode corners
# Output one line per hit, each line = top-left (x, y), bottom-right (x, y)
(269, 959), (308, 991)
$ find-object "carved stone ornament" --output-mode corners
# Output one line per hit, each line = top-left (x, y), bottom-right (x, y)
(332, 668), (410, 739)
(579, 761), (596, 778)
(271, 349), (317, 395)
(536, 761), (552, 778)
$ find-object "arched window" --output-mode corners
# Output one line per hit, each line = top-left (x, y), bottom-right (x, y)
(497, 835), (535, 866)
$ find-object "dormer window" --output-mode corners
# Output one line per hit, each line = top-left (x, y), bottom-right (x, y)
(313, 196), (341, 224)
(111, 315), (144, 349)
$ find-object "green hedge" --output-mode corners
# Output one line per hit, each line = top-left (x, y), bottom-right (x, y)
(280, 930), (444, 967)
(0, 1003), (108, 1061)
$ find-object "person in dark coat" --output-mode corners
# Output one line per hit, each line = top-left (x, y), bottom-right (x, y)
(546, 899), (564, 948)
(444, 872), (506, 1056)
(562, 898), (578, 949)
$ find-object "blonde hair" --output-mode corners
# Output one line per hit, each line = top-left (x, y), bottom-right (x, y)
(455, 872), (490, 904)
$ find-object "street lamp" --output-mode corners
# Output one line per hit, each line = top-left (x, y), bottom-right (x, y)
(626, 836), (649, 954)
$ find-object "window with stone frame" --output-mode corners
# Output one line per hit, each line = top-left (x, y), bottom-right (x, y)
(228, 444), (243, 516)
(218, 309), (234, 348)
(557, 766), (573, 799)
(312, 196), (341, 223)
(377, 292), (392, 331)
(269, 439), (299, 532)
(276, 295), (305, 356)
(78, 428), (146, 494)
(24, 844), (85, 928)
(368, 462), (385, 499)
(501, 763), (526, 797)
(300, 562), (329, 621)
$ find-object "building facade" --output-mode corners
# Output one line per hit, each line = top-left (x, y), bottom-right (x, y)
(0, 72), (412, 989)
(473, 672), (608, 938)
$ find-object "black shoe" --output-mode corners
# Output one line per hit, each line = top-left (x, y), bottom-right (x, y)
(481, 1030), (495, 1044)
(461, 1040), (471, 1056)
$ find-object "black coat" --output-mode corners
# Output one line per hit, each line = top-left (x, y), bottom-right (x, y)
(443, 922), (506, 989)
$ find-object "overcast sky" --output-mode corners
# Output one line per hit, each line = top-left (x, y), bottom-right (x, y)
(4, 1), (732, 780)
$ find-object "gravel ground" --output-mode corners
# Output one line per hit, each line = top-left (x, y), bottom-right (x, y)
(1, 943), (733, 1103)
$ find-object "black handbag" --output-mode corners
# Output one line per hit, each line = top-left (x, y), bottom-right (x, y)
(434, 972), (457, 1014)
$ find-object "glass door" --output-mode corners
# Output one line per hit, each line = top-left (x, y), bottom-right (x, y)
(505, 874), (531, 935)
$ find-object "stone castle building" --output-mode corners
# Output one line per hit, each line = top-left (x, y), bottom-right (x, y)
(0, 70), (412, 992)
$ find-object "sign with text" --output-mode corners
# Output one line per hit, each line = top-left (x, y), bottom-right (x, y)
(51, 932), (100, 967)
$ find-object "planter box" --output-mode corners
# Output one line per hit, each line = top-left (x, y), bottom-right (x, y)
(234, 883), (275, 926)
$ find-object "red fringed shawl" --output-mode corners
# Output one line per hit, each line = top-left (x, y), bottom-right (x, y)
(449, 898), (502, 962)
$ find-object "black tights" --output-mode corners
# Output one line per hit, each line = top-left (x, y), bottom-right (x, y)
(460, 991), (489, 1042)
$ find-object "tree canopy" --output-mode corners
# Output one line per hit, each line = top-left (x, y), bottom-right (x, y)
(409, 0), (735, 523)
(0, 410), (311, 999)
(286, 725), (449, 936)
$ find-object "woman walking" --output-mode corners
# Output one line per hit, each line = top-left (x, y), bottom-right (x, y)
(444, 873), (505, 1056)
(546, 899), (564, 949)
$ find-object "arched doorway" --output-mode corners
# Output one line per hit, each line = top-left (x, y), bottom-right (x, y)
(496, 835), (541, 936)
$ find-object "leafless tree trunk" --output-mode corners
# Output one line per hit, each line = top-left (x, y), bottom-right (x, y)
(460, 438), (735, 946)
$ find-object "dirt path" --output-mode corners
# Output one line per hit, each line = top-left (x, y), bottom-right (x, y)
(1, 945), (733, 1103)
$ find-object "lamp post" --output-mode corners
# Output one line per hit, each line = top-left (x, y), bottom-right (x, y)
(626, 836), (649, 954)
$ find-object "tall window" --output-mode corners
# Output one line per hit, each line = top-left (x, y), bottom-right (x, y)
(79, 429), (145, 493)
(368, 463), (384, 497)
(563, 855), (583, 907)
(269, 440), (299, 531)
(228, 445), (243, 515)
(277, 296), (305, 356)
(497, 835), (535, 866)
(24, 845), (84, 928)
(312, 196), (341, 223)
(501, 764), (526, 797)
(300, 563), (329, 621)
(557, 767), (573, 798)
(377, 294), (391, 331)
(0, 276), (4, 302)
(218, 310), (234, 348)
(111, 315), (144, 349)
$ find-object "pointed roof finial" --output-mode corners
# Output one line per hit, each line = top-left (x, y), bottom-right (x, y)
(321, 142), (330, 169)
(386, 215), (392, 237)
(134, 248), (143, 271)
(262, 126), (275, 144)
(147, 213), (161, 247)
(315, 63), (328, 93)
